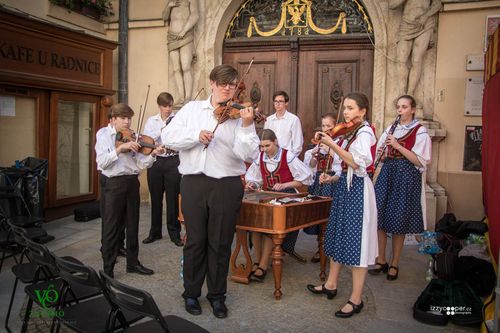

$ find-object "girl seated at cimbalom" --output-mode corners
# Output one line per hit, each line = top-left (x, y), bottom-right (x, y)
(245, 129), (313, 281)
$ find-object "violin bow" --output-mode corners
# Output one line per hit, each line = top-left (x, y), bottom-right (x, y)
(192, 87), (205, 101)
(204, 58), (254, 149)
(320, 96), (344, 184)
(134, 84), (151, 144)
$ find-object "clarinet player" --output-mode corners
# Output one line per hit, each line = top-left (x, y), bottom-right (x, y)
(369, 95), (431, 281)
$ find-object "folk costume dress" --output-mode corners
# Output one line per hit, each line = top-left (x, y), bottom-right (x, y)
(245, 147), (313, 194)
(375, 120), (431, 234)
(323, 121), (378, 267)
(303, 146), (341, 198)
(303, 147), (340, 235)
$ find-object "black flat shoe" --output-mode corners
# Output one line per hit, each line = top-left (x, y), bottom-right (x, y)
(368, 262), (389, 275)
(172, 239), (184, 247)
(250, 267), (267, 282)
(185, 297), (202, 315)
(126, 262), (154, 275)
(209, 299), (228, 318)
(306, 283), (337, 299)
(335, 300), (364, 318)
(142, 235), (162, 244)
(310, 251), (320, 263)
(387, 265), (399, 280)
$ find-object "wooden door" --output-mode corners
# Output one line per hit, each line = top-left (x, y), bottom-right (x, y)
(223, 50), (292, 131)
(223, 40), (373, 153)
(297, 47), (374, 148)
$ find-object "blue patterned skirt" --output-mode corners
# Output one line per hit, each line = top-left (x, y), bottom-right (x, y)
(304, 171), (336, 235)
(375, 158), (424, 234)
(324, 173), (364, 266)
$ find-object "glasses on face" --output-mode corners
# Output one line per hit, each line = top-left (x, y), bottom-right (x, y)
(217, 82), (237, 89)
(273, 100), (286, 104)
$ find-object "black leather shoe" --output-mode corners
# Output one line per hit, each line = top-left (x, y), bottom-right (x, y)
(209, 299), (228, 318)
(306, 283), (337, 299)
(335, 300), (364, 318)
(126, 262), (154, 275)
(284, 250), (307, 263)
(142, 235), (162, 244)
(184, 298), (202, 315)
(368, 262), (388, 275)
(117, 247), (127, 257)
(172, 239), (184, 247)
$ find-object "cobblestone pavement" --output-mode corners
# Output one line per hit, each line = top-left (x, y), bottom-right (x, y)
(0, 205), (478, 332)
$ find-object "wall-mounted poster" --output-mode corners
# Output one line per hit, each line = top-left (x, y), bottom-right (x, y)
(463, 126), (482, 172)
(485, 15), (500, 52)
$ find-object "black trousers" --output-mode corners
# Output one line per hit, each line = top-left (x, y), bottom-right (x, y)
(101, 175), (140, 272)
(100, 173), (125, 252)
(181, 174), (243, 301)
(146, 155), (181, 241)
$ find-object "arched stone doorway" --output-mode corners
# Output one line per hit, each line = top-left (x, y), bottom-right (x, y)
(205, 0), (389, 148)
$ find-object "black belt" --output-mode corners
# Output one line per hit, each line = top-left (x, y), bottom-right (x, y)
(157, 155), (179, 158)
(108, 174), (138, 179)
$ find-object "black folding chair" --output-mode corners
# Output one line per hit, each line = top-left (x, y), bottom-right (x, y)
(0, 188), (48, 272)
(53, 256), (143, 332)
(20, 238), (101, 333)
(100, 270), (209, 333)
(4, 221), (58, 333)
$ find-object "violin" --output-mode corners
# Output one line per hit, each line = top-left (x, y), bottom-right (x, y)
(213, 100), (266, 124)
(312, 117), (363, 144)
(115, 128), (158, 155)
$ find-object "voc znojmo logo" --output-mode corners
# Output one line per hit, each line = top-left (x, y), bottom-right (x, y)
(30, 284), (65, 318)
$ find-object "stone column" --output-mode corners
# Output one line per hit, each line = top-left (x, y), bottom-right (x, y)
(422, 120), (447, 230)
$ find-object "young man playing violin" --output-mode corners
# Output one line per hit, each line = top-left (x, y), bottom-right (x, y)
(161, 65), (259, 319)
(96, 103), (163, 278)
(142, 92), (184, 247)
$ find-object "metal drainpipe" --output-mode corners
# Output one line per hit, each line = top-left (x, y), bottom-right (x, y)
(118, 0), (128, 103)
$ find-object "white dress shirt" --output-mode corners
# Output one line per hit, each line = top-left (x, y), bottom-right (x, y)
(143, 113), (177, 157)
(332, 123), (376, 190)
(95, 124), (155, 177)
(161, 97), (259, 178)
(245, 148), (313, 187)
(264, 110), (304, 156)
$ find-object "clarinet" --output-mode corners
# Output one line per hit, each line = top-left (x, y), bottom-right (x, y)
(373, 115), (401, 170)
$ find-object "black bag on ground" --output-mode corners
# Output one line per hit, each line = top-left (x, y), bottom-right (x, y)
(449, 280), (484, 326)
(434, 233), (461, 281)
(413, 279), (484, 326)
(455, 256), (495, 297)
(455, 220), (488, 238)
(435, 213), (461, 234)
(433, 250), (457, 281)
(74, 200), (100, 222)
(413, 279), (451, 326)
